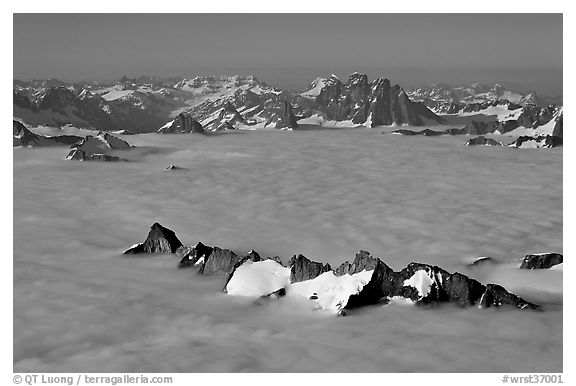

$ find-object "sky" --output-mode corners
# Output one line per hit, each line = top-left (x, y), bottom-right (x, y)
(13, 14), (563, 95)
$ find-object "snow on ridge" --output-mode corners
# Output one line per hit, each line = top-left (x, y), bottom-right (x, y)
(403, 270), (435, 299)
(300, 78), (328, 98)
(225, 260), (291, 297)
(287, 270), (375, 314)
(225, 258), (376, 314)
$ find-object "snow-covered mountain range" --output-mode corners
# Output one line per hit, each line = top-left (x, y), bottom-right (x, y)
(13, 74), (563, 144)
(405, 82), (555, 113)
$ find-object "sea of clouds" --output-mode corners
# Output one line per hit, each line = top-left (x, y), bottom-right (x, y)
(13, 128), (562, 372)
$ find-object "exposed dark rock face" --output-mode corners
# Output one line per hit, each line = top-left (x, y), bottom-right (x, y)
(198, 247), (243, 276)
(47, 135), (84, 145)
(442, 272), (488, 307)
(223, 102), (245, 124)
(217, 248), (539, 311)
(209, 102), (245, 130)
(66, 132), (132, 161)
(66, 149), (122, 162)
(516, 104), (558, 129)
(543, 135), (562, 148)
(13, 120), (42, 147)
(264, 287), (286, 298)
(465, 136), (503, 146)
(124, 222), (183, 254)
(462, 120), (498, 135)
(552, 113), (563, 138)
(275, 101), (299, 129)
(236, 89), (262, 109)
(467, 257), (497, 267)
(158, 112), (205, 134)
(96, 131), (131, 149)
(497, 120), (520, 134)
(221, 250), (266, 291)
(394, 263), (454, 304)
(479, 284), (540, 310)
(315, 75), (343, 111)
(175, 245), (194, 261)
(35, 87), (118, 130)
(177, 242), (214, 268)
(311, 74), (444, 127)
(255, 288), (287, 305)
(396, 263), (539, 309)
(335, 250), (397, 309)
(13, 120), (83, 147)
(390, 128), (444, 136)
(289, 254), (332, 283)
(519, 253), (563, 269)
(366, 78), (392, 126)
(13, 91), (34, 109)
(122, 223), (542, 312)
(304, 252), (538, 310)
(269, 256), (284, 265)
(392, 262), (538, 309)
(508, 135), (562, 148)
(443, 127), (468, 135)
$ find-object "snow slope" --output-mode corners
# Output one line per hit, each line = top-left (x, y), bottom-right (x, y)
(225, 260), (291, 296)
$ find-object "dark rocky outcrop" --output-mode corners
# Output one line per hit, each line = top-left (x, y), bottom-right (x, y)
(255, 288), (287, 305)
(310, 74), (444, 127)
(552, 113), (563, 139)
(13, 120), (43, 147)
(275, 101), (299, 129)
(66, 149), (122, 162)
(335, 250), (397, 309)
(390, 128), (444, 136)
(467, 257), (497, 267)
(328, 253), (538, 310)
(198, 247), (243, 276)
(443, 127), (468, 135)
(508, 135), (562, 149)
(517, 104), (556, 129)
(13, 120), (83, 147)
(479, 284), (540, 310)
(392, 262), (537, 309)
(33, 87), (118, 130)
(465, 136), (503, 146)
(496, 120), (520, 134)
(289, 254), (332, 283)
(124, 222), (183, 254)
(123, 223), (542, 312)
(519, 253), (563, 270)
(158, 113), (205, 134)
(13, 91), (33, 109)
(177, 242), (214, 268)
(66, 132), (132, 161)
(218, 248), (540, 311)
(221, 250), (268, 291)
(462, 120), (498, 135)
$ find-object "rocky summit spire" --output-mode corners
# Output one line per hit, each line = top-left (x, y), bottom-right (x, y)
(158, 113), (205, 134)
(275, 100), (299, 129)
(124, 222), (183, 254)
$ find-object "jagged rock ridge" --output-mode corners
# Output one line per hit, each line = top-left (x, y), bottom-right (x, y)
(13, 120), (83, 147)
(124, 222), (183, 254)
(124, 223), (544, 315)
(66, 131), (132, 162)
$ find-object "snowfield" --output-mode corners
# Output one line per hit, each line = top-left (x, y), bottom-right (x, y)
(13, 127), (562, 372)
